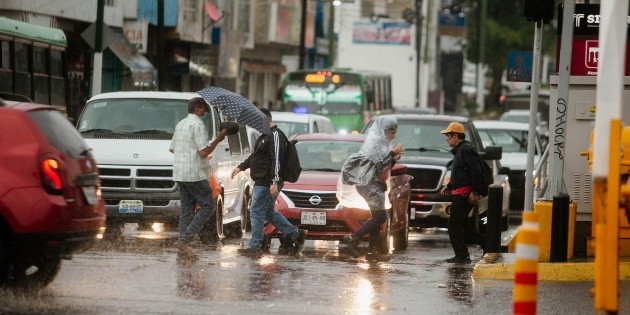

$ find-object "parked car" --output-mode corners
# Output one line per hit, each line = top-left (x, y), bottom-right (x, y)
(474, 120), (544, 211)
(76, 91), (254, 241)
(394, 106), (437, 115)
(271, 111), (335, 137)
(363, 114), (511, 231)
(499, 109), (549, 142)
(0, 102), (106, 290)
(263, 133), (412, 253)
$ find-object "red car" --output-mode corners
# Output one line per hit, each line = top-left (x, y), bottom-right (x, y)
(0, 101), (106, 290)
(263, 133), (412, 253)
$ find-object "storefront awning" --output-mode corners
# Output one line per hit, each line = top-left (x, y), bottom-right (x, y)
(108, 32), (156, 87)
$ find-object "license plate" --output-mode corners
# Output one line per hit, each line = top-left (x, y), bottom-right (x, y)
(301, 211), (326, 225)
(81, 186), (99, 205)
(119, 200), (143, 214)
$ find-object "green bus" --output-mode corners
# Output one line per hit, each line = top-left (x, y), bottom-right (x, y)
(279, 68), (393, 134)
(0, 17), (67, 111)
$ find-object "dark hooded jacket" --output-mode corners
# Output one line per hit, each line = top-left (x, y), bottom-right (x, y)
(237, 125), (286, 186)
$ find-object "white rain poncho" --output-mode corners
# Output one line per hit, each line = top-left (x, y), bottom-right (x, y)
(336, 116), (397, 211)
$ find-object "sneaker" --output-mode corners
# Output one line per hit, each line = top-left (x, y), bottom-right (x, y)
(341, 234), (361, 258)
(290, 228), (307, 256)
(277, 235), (293, 255)
(177, 244), (199, 263)
(237, 247), (263, 258)
(445, 256), (471, 264)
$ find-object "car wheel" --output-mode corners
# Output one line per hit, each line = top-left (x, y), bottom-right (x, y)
(227, 190), (251, 239)
(378, 217), (392, 254)
(0, 240), (9, 286)
(7, 257), (62, 291)
(103, 221), (124, 242)
(215, 197), (224, 239)
(242, 190), (251, 233)
(393, 211), (409, 251)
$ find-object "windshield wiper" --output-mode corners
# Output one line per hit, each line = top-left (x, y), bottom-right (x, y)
(131, 129), (171, 135)
(80, 128), (128, 137)
(405, 147), (446, 152)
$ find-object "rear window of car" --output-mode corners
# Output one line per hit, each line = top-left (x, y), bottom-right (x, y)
(28, 110), (90, 158)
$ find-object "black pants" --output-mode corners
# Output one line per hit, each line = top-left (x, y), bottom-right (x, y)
(448, 194), (485, 258)
(355, 209), (387, 249)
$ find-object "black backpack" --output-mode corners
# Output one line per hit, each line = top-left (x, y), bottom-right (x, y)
(278, 130), (302, 183)
(455, 143), (493, 196)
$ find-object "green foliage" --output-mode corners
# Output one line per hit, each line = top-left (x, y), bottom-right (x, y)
(461, 0), (559, 109)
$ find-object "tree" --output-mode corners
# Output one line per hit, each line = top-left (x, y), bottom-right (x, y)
(463, 0), (558, 111)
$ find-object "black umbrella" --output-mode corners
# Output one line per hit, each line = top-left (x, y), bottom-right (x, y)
(197, 87), (270, 134)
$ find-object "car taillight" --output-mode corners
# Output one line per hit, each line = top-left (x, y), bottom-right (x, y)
(41, 157), (63, 194)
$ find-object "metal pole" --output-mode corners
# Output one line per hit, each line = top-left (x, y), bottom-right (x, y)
(157, 0), (165, 91)
(299, 0), (307, 69)
(550, 193), (570, 262)
(485, 184), (504, 253)
(475, 0), (486, 112)
(547, 1), (575, 199)
(524, 21), (543, 212)
(91, 0), (104, 96)
(327, 1), (335, 68)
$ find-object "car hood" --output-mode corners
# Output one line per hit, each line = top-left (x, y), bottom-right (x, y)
(398, 153), (452, 167)
(500, 152), (540, 171)
(85, 139), (173, 166)
(284, 171), (340, 191)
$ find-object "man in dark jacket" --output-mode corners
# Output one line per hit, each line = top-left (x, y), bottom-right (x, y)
(230, 108), (306, 256)
(439, 122), (486, 263)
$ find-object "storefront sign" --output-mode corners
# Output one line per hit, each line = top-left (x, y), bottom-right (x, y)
(352, 20), (411, 45)
(123, 21), (148, 54)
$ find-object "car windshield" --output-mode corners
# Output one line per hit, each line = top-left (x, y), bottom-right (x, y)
(77, 98), (196, 136)
(500, 114), (529, 124)
(367, 119), (462, 154)
(296, 140), (363, 171)
(276, 121), (309, 137)
(478, 129), (529, 153)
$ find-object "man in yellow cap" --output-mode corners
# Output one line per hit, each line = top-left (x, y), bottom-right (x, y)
(440, 122), (486, 263)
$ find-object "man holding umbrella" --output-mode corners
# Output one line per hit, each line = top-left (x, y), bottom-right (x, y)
(170, 97), (227, 262)
(231, 108), (307, 257)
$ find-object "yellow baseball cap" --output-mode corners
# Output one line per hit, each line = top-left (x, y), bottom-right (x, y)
(440, 122), (465, 134)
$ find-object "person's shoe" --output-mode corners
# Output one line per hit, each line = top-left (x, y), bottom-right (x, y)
(366, 252), (391, 262)
(290, 228), (307, 256)
(341, 234), (361, 258)
(277, 235), (293, 255)
(177, 244), (199, 263)
(445, 256), (471, 264)
(237, 247), (263, 258)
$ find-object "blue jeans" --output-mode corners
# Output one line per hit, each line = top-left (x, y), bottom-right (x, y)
(249, 184), (297, 249)
(177, 180), (215, 244)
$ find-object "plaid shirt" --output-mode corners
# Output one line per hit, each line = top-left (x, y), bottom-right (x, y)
(170, 113), (210, 182)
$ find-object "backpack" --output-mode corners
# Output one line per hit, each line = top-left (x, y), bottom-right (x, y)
(278, 130), (302, 183)
(455, 143), (493, 196)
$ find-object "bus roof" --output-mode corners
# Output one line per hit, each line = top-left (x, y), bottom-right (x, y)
(0, 17), (67, 47)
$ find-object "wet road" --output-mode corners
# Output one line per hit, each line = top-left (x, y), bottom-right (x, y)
(1, 227), (628, 314)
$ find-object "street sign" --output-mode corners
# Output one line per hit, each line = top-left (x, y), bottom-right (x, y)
(81, 22), (117, 52)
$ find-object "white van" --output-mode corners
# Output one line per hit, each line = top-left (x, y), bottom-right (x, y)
(271, 111), (334, 137)
(76, 91), (254, 241)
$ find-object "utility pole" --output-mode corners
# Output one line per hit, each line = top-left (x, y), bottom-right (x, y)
(475, 0), (487, 112)
(415, 0), (423, 108)
(327, 1), (335, 67)
(299, 0), (307, 69)
(157, 0), (165, 91)
(91, 0), (104, 96)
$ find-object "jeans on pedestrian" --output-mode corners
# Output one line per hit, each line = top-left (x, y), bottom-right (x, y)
(447, 194), (485, 258)
(178, 180), (215, 244)
(249, 184), (297, 249)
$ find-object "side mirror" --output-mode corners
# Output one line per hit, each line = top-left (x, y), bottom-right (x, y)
(220, 121), (240, 135)
(481, 145), (502, 160)
(391, 163), (407, 176)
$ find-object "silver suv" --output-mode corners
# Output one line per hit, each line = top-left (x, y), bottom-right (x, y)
(363, 114), (511, 231)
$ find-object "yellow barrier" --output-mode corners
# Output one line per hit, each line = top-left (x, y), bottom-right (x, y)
(513, 225), (540, 315)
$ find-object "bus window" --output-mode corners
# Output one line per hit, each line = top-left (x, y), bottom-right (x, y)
(0, 39), (11, 93)
(33, 45), (49, 104)
(51, 48), (65, 106)
(14, 41), (31, 98)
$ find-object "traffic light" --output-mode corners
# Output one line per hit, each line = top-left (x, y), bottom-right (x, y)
(524, 0), (554, 24)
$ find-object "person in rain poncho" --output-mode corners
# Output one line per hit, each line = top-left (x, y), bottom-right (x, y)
(337, 116), (403, 260)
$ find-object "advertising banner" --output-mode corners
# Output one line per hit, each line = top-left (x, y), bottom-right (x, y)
(352, 20), (411, 45)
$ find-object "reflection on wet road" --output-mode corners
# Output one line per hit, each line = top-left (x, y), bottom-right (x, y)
(1, 227), (628, 314)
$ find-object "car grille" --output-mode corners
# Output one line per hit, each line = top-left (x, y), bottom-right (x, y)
(282, 190), (338, 209)
(286, 219), (349, 232)
(104, 198), (171, 207)
(98, 166), (176, 192)
(405, 167), (444, 191)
